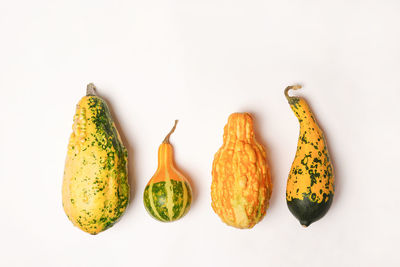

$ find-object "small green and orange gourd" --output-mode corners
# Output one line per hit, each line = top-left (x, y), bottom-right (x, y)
(211, 113), (272, 229)
(285, 85), (335, 227)
(62, 83), (129, 235)
(143, 120), (192, 222)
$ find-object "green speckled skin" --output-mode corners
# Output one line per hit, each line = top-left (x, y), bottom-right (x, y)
(285, 87), (335, 227)
(62, 92), (129, 235)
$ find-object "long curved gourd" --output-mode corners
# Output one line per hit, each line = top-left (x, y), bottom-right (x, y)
(143, 120), (192, 222)
(285, 85), (334, 227)
(211, 113), (272, 229)
(62, 84), (129, 234)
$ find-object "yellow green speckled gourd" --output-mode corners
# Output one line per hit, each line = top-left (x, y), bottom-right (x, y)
(211, 113), (272, 229)
(62, 83), (129, 235)
(285, 85), (334, 227)
(143, 120), (192, 222)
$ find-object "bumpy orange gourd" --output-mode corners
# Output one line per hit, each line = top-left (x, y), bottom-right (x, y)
(211, 113), (272, 229)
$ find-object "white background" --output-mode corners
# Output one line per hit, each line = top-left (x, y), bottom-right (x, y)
(1, 1), (399, 266)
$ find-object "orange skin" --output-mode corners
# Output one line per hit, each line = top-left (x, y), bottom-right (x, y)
(211, 113), (272, 229)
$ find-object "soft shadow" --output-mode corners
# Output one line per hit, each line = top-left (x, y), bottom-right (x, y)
(246, 111), (278, 215)
(97, 91), (138, 207)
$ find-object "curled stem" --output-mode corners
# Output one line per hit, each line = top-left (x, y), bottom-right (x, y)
(284, 84), (302, 102)
(87, 83), (97, 96)
(163, 120), (179, 144)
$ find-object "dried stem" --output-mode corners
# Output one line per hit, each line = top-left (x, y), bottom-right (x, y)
(86, 83), (97, 96)
(284, 84), (302, 102)
(163, 120), (178, 144)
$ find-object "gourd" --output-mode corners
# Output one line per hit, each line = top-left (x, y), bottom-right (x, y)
(62, 83), (129, 235)
(211, 113), (272, 229)
(285, 85), (334, 227)
(143, 120), (192, 222)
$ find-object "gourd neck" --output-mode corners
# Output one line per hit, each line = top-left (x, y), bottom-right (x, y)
(285, 85), (318, 127)
(224, 113), (254, 144)
(291, 98), (317, 125)
(157, 143), (175, 169)
(157, 120), (178, 169)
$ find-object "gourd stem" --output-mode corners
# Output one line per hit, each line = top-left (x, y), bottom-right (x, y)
(163, 120), (178, 144)
(87, 83), (97, 96)
(284, 84), (302, 102)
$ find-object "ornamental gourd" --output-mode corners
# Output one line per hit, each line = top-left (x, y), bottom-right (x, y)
(285, 85), (334, 227)
(143, 120), (192, 222)
(211, 113), (272, 229)
(62, 84), (129, 235)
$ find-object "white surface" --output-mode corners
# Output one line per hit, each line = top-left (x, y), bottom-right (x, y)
(1, 1), (399, 266)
